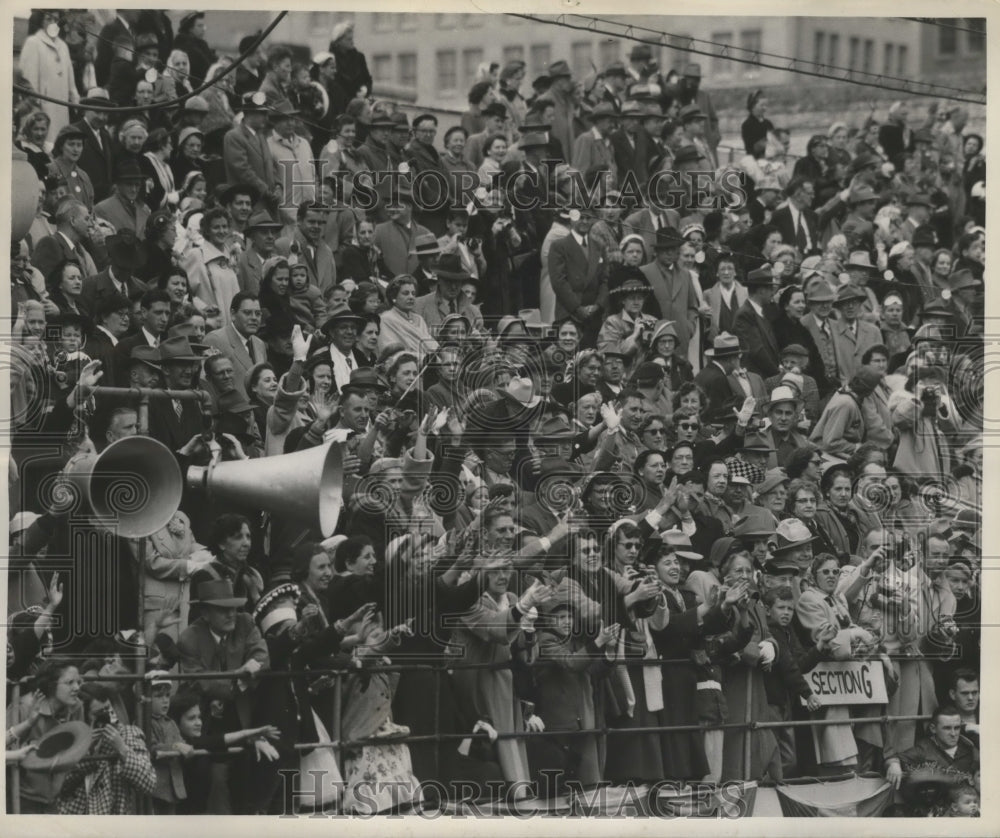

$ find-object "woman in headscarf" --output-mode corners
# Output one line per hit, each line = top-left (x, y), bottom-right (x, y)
(827, 121), (852, 171)
(329, 22), (372, 112)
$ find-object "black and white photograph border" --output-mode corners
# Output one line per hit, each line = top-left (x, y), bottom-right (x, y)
(0, 1), (997, 836)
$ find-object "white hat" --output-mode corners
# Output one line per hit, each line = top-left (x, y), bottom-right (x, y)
(10, 511), (41, 535)
(330, 21), (354, 43)
(312, 51), (336, 66)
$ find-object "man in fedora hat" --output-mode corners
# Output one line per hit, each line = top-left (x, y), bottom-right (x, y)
(267, 101), (316, 222)
(356, 108), (403, 200)
(223, 91), (281, 201)
(770, 176), (821, 257)
(733, 266), (781, 378)
(405, 113), (451, 235)
(234, 210), (282, 295)
(81, 229), (147, 313)
(536, 60), (578, 164)
(623, 194), (682, 260)
(639, 226), (699, 355)
(572, 101), (619, 186)
(695, 332), (745, 418)
(609, 100), (648, 184)
(598, 60), (628, 112)
(760, 385), (811, 469)
(765, 343), (821, 422)
(70, 88), (115, 203)
(414, 252), (484, 335)
(677, 61), (720, 153)
(318, 305), (367, 392)
(408, 232), (442, 296)
(831, 283), (882, 382)
(372, 187), (434, 278)
(898, 192), (934, 245)
(145, 335), (208, 452)
(749, 175), (783, 227)
(678, 102), (717, 169)
(93, 158), (152, 237)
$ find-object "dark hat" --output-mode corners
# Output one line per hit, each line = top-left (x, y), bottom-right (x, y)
(480, 102), (508, 120)
(113, 158), (144, 182)
(834, 283), (868, 304)
(633, 361), (666, 383)
(678, 104), (707, 123)
(348, 367), (390, 391)
(847, 183), (878, 204)
(755, 468), (790, 499)
(740, 433), (776, 453)
(190, 578), (246, 607)
(849, 365), (882, 394)
(805, 282), (836, 303)
(536, 456), (583, 481)
(166, 324), (208, 354)
(368, 111), (396, 128)
(251, 581), (301, 628)
(630, 44), (653, 62)
(704, 395), (742, 424)
(911, 225), (938, 249)
(129, 345), (162, 371)
(436, 252), (473, 281)
(218, 181), (262, 206)
(849, 152), (881, 174)
(268, 100), (302, 123)
(239, 90), (270, 114)
(20, 721), (92, 772)
(653, 227), (685, 250)
(239, 32), (263, 53)
(603, 60), (627, 77)
(547, 60), (572, 78)
(682, 62), (702, 78)
(920, 297), (951, 317)
(551, 381), (596, 406)
(704, 332), (741, 358)
(321, 305), (366, 335)
(745, 266), (776, 288)
(533, 414), (578, 441)
(52, 124), (87, 155)
(179, 11), (205, 30)
(586, 102), (618, 121)
(905, 192), (934, 208)
(245, 210), (282, 231)
(947, 268), (979, 292)
(610, 266), (650, 296)
(912, 127), (935, 145)
(673, 145), (704, 166)
(216, 389), (254, 415)
(619, 100), (645, 119)
(732, 507), (776, 537)
(158, 336), (201, 363)
(780, 343), (809, 358)
(106, 230), (147, 270)
(519, 132), (549, 149)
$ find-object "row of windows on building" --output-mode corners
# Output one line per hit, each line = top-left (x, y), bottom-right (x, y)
(372, 40), (627, 94)
(812, 32), (910, 77)
(936, 18), (986, 55)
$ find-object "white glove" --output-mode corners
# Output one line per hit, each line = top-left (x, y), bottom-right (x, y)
(518, 580), (544, 613)
(474, 719), (498, 741)
(525, 715), (545, 733)
(971, 181), (985, 199)
(600, 403), (622, 431)
(758, 640), (776, 666)
(291, 324), (313, 362)
(735, 397), (756, 426)
(519, 606), (538, 632)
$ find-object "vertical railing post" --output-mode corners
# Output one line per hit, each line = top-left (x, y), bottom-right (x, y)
(9, 681), (22, 814)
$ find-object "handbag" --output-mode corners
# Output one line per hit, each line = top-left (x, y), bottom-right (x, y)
(296, 710), (342, 811)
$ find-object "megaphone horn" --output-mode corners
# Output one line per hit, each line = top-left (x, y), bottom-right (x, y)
(62, 437), (184, 538)
(186, 441), (344, 537)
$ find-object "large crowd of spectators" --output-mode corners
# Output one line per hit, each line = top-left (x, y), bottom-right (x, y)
(7, 9), (983, 818)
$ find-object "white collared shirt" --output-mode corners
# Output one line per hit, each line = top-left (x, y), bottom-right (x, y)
(141, 327), (159, 347)
(748, 298), (764, 317)
(328, 344), (355, 390)
(96, 324), (118, 346)
(571, 229), (587, 248)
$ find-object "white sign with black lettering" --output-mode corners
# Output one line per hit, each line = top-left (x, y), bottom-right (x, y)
(801, 661), (888, 706)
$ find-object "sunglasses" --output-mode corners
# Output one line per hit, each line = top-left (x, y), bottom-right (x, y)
(646, 428), (666, 435)
(678, 422), (699, 430)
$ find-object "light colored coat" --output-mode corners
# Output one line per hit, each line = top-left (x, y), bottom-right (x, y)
(19, 31), (78, 135)
(703, 281), (748, 340)
(203, 322), (268, 398)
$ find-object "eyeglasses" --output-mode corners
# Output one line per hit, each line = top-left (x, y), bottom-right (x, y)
(678, 422), (699, 430)
(646, 428), (666, 436)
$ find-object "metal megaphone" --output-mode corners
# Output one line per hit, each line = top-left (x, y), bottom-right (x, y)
(186, 441), (344, 537)
(61, 437), (184, 538)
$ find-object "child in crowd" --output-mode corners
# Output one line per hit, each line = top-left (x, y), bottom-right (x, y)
(286, 260), (326, 330)
(946, 784), (979, 817)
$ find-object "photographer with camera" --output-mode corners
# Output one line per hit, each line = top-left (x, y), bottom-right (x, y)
(596, 270), (657, 363)
(889, 364), (959, 478)
(56, 682), (156, 814)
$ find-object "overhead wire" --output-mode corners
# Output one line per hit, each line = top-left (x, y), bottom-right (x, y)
(504, 13), (986, 106)
(897, 17), (987, 36)
(579, 12), (983, 100)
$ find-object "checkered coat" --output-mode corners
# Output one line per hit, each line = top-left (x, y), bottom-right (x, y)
(56, 724), (156, 815)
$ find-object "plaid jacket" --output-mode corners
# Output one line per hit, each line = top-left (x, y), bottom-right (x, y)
(56, 724), (156, 815)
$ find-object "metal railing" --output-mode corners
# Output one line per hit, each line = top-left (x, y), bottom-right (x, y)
(6, 655), (934, 815)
